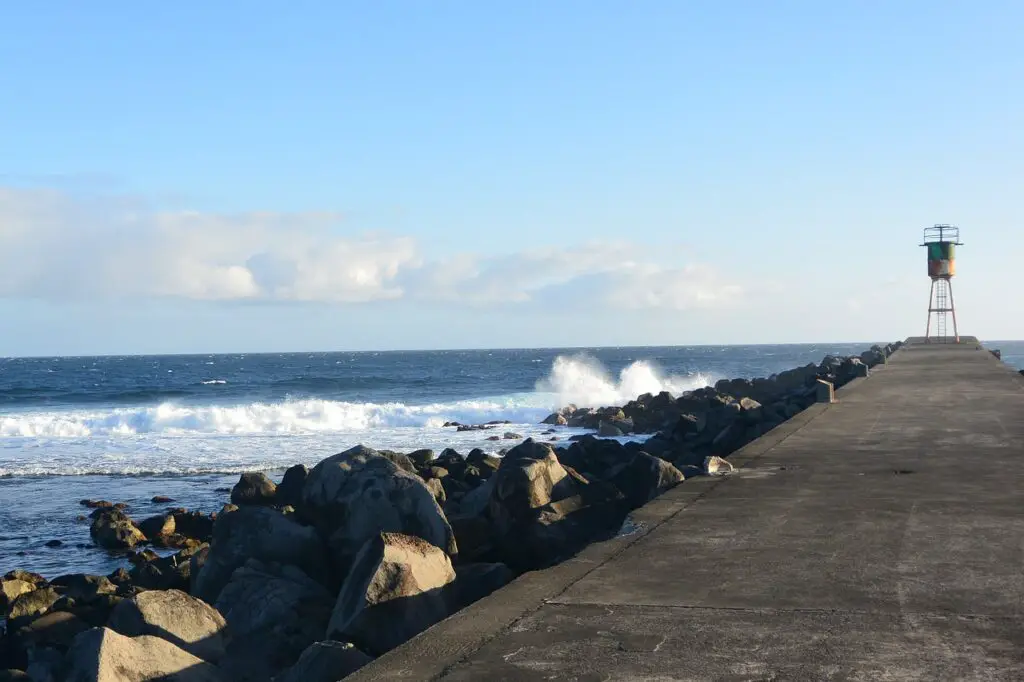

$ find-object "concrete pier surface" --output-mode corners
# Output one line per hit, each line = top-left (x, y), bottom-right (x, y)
(351, 338), (1024, 681)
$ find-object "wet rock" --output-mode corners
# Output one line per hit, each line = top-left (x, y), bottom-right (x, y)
(327, 533), (455, 657)
(151, 496), (175, 503)
(0, 671), (29, 681)
(597, 421), (624, 437)
(275, 464), (308, 508)
(231, 472), (278, 506)
(192, 507), (327, 604)
(64, 627), (226, 681)
(24, 647), (63, 682)
(215, 560), (333, 682)
(78, 500), (113, 509)
(273, 641), (373, 682)
(171, 510), (215, 543)
(44, 540), (62, 548)
(502, 432), (523, 440)
(486, 435), (500, 441)
(109, 589), (228, 663)
(89, 509), (146, 550)
(301, 445), (456, 572)
(138, 514), (176, 542)
(541, 412), (568, 426)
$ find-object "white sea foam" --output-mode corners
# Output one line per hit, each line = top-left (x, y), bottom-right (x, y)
(200, 380), (227, 385)
(535, 354), (712, 408)
(0, 395), (555, 438)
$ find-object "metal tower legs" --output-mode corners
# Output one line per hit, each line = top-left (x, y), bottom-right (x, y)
(925, 278), (959, 343)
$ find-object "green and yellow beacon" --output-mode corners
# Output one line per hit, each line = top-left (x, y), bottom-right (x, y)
(921, 224), (962, 343)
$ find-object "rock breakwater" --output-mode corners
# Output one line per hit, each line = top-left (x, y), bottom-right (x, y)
(0, 343), (900, 681)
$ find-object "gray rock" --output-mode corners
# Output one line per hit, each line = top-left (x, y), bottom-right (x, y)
(327, 533), (455, 656)
(0, 578), (35, 610)
(230, 472), (277, 506)
(488, 439), (576, 534)
(597, 421), (624, 437)
(608, 452), (685, 508)
(0, 670), (29, 681)
(50, 574), (116, 603)
(406, 449), (435, 467)
(215, 560), (334, 682)
(7, 587), (59, 624)
(108, 589), (228, 663)
(272, 641), (373, 682)
(541, 412), (568, 426)
(275, 465), (308, 508)
(12, 610), (91, 651)
(191, 507), (327, 604)
(138, 514), (176, 541)
(301, 445), (456, 571)
(64, 626), (226, 681)
(424, 477), (446, 506)
(90, 510), (146, 550)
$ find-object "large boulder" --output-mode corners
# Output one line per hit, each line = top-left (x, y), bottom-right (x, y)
(215, 560), (334, 682)
(230, 473), (277, 506)
(11, 610), (91, 652)
(607, 452), (686, 508)
(171, 511), (215, 543)
(191, 507), (328, 604)
(6, 587), (59, 625)
(0, 578), (35, 610)
(273, 641), (373, 682)
(275, 465), (308, 508)
(138, 514), (176, 542)
(487, 439), (577, 533)
(108, 589), (228, 663)
(301, 445), (456, 571)
(89, 510), (146, 550)
(64, 627), (226, 681)
(50, 574), (116, 603)
(327, 533), (455, 656)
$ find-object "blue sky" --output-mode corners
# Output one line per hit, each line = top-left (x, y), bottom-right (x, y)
(1, 2), (1021, 355)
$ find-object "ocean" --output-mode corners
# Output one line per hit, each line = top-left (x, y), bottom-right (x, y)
(3, 341), (1022, 578)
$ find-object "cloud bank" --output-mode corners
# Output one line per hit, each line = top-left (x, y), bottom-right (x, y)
(0, 187), (742, 310)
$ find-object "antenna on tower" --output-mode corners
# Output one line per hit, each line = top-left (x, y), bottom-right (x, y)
(920, 224), (962, 343)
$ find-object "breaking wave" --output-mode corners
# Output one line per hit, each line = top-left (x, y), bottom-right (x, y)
(536, 354), (712, 408)
(0, 396), (554, 438)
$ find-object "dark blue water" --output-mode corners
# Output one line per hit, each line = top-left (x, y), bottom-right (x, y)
(1, 341), (1019, 578)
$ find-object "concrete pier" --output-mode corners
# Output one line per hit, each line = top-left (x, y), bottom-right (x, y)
(351, 338), (1024, 680)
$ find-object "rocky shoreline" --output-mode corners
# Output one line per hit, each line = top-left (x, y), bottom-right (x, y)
(0, 343), (901, 682)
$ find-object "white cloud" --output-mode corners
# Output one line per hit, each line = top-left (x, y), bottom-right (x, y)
(0, 187), (743, 311)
